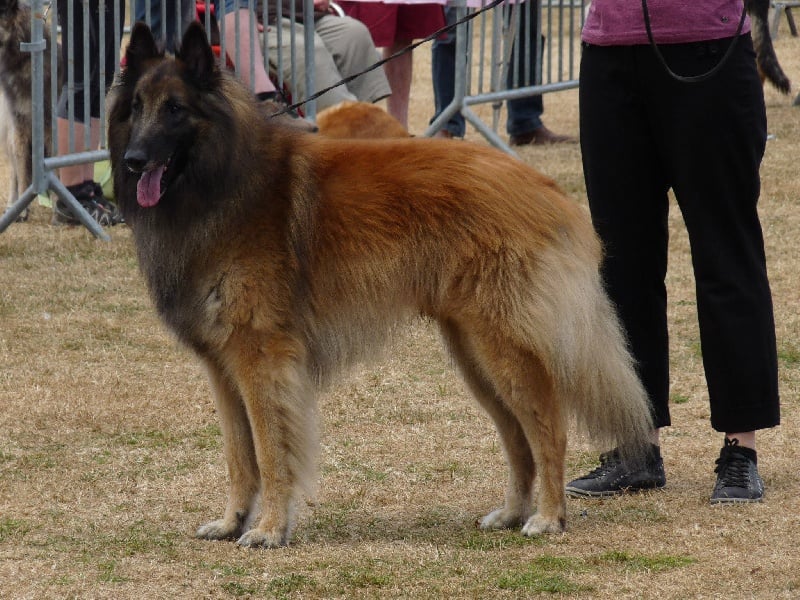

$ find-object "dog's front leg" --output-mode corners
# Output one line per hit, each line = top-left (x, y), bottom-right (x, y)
(230, 344), (316, 549)
(196, 359), (260, 541)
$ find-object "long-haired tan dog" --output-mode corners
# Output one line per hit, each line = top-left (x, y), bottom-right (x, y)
(108, 22), (653, 548)
(316, 101), (410, 139)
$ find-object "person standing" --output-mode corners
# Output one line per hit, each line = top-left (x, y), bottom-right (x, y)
(565, 0), (780, 503)
(431, 4), (574, 144)
(337, 1), (444, 129)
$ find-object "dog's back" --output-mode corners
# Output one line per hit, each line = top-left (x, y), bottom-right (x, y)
(316, 101), (410, 139)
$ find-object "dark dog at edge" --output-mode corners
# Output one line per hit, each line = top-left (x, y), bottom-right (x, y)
(747, 0), (791, 94)
(0, 0), (60, 220)
(108, 22), (653, 548)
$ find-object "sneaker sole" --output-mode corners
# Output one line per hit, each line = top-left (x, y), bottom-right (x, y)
(709, 496), (763, 505)
(565, 483), (666, 498)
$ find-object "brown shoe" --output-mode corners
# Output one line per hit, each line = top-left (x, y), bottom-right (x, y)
(434, 129), (461, 140)
(509, 125), (576, 146)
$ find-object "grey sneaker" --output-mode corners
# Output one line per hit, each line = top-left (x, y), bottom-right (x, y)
(566, 444), (666, 498)
(710, 438), (764, 504)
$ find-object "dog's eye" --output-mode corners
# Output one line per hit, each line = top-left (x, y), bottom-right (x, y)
(166, 100), (183, 114)
(131, 96), (141, 114)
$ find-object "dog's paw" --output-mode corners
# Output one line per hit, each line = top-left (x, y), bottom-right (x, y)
(520, 513), (566, 536)
(196, 518), (242, 541)
(479, 507), (527, 530)
(236, 527), (288, 549)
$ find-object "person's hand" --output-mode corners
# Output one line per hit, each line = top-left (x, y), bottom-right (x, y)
(314, 0), (330, 13)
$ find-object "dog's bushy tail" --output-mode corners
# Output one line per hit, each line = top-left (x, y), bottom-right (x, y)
(528, 257), (654, 466)
(748, 0), (791, 94)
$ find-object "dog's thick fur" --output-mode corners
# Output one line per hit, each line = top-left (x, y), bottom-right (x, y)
(0, 0), (59, 218)
(316, 101), (410, 139)
(747, 0), (791, 93)
(109, 22), (653, 548)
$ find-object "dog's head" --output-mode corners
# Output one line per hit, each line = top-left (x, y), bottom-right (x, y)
(108, 21), (234, 215)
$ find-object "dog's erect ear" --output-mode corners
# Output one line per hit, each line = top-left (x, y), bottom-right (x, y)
(177, 22), (217, 90)
(124, 22), (162, 79)
(0, 0), (20, 16)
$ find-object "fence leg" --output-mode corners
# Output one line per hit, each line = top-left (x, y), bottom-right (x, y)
(48, 172), (111, 241)
(463, 105), (518, 157)
(0, 187), (38, 232)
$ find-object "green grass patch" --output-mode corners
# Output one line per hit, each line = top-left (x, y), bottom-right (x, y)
(192, 422), (223, 450)
(109, 429), (181, 449)
(220, 581), (261, 597)
(110, 520), (181, 558)
(497, 564), (591, 594)
(671, 393), (690, 405)
(338, 564), (393, 589)
(597, 505), (669, 525)
(0, 517), (32, 542)
(461, 529), (545, 551)
(97, 560), (130, 584)
(777, 343), (800, 366)
(595, 550), (696, 572)
(266, 573), (317, 597)
(204, 562), (251, 578)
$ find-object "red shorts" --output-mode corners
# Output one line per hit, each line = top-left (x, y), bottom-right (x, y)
(338, 2), (445, 47)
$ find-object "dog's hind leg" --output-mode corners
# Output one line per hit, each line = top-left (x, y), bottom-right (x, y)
(496, 350), (567, 535)
(439, 321), (535, 530)
(456, 324), (568, 535)
(195, 359), (261, 542)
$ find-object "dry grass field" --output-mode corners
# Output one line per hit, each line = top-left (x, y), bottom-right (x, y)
(1, 20), (799, 599)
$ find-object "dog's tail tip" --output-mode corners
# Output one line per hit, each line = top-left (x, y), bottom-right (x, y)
(764, 68), (792, 95)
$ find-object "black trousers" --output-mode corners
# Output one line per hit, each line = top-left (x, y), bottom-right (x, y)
(57, 0), (126, 122)
(579, 36), (780, 433)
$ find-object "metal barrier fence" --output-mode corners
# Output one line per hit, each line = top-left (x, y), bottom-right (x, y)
(0, 0), (583, 238)
(426, 0), (584, 154)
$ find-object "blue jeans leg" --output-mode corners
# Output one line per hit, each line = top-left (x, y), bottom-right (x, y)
(506, 6), (543, 136)
(430, 7), (466, 137)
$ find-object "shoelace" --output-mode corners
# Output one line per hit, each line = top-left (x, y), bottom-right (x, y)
(714, 448), (751, 488)
(580, 450), (622, 479)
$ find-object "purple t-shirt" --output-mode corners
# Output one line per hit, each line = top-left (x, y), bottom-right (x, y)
(582, 0), (751, 46)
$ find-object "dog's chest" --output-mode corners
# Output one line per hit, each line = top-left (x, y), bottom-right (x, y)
(152, 269), (234, 355)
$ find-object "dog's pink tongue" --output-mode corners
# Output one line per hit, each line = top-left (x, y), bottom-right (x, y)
(136, 166), (166, 207)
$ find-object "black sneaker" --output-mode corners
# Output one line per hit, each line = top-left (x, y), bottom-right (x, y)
(90, 181), (124, 225)
(710, 438), (764, 504)
(565, 444), (666, 498)
(52, 180), (123, 227)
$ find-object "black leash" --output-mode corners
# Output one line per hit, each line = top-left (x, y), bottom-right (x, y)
(271, 0), (505, 117)
(641, 0), (747, 83)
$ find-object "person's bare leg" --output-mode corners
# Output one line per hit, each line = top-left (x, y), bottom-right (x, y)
(382, 42), (412, 128)
(57, 117), (99, 186)
(726, 431), (756, 449)
(222, 9), (276, 95)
